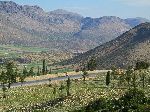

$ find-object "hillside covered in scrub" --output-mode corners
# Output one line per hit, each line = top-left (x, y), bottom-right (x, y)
(63, 22), (150, 69)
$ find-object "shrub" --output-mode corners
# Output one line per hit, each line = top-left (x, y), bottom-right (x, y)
(117, 89), (147, 111)
(84, 98), (107, 112)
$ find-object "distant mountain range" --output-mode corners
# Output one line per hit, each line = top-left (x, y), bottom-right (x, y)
(0, 1), (150, 54)
(63, 22), (150, 69)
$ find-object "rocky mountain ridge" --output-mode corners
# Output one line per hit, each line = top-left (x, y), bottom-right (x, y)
(0, 1), (150, 54)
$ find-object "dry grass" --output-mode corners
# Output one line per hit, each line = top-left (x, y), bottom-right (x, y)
(25, 70), (102, 82)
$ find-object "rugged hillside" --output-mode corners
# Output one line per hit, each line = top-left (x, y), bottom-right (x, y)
(64, 22), (150, 69)
(1, 1), (149, 53)
(0, 1), (82, 50)
(74, 16), (131, 47)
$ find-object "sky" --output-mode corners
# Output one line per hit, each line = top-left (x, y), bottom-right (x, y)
(2, 0), (150, 19)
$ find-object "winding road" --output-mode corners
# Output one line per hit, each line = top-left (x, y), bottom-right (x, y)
(0, 70), (110, 88)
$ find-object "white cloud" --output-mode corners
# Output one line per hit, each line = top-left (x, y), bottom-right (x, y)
(114, 0), (150, 6)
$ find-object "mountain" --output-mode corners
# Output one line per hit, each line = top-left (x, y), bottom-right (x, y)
(74, 16), (131, 47)
(125, 17), (150, 27)
(0, 1), (150, 63)
(63, 22), (150, 69)
(1, 1), (150, 53)
(0, 1), (82, 51)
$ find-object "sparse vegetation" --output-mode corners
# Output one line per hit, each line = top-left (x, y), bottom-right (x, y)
(0, 1), (150, 112)
(0, 61), (149, 111)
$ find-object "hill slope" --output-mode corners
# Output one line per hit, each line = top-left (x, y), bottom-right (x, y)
(64, 22), (150, 69)
(0, 1), (150, 53)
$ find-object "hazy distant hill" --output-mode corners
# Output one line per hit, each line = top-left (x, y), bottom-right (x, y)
(64, 22), (150, 69)
(125, 17), (150, 27)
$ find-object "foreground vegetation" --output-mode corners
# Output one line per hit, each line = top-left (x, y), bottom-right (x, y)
(0, 73), (126, 111)
(0, 59), (150, 111)
(0, 69), (150, 111)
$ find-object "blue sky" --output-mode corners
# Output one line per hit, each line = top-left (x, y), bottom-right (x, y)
(3, 0), (150, 19)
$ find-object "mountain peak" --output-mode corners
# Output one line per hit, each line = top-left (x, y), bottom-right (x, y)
(49, 9), (82, 17)
(0, 1), (16, 5)
(23, 5), (43, 12)
(0, 1), (22, 13)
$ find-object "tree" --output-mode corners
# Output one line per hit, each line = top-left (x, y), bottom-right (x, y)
(23, 66), (28, 77)
(59, 84), (65, 97)
(14, 68), (18, 82)
(125, 67), (133, 89)
(53, 86), (57, 98)
(29, 67), (35, 76)
(135, 61), (149, 70)
(42, 59), (46, 75)
(19, 73), (26, 85)
(118, 89), (146, 111)
(0, 70), (7, 98)
(66, 77), (71, 96)
(135, 61), (149, 88)
(19, 67), (28, 85)
(48, 78), (52, 87)
(6, 62), (15, 88)
(106, 71), (111, 86)
(46, 66), (48, 74)
(82, 70), (88, 81)
(75, 68), (80, 72)
(37, 66), (40, 76)
(131, 71), (137, 91)
(111, 66), (117, 80)
(49, 68), (52, 74)
(87, 57), (97, 71)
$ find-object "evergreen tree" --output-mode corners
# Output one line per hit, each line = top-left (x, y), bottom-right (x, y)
(135, 61), (149, 88)
(6, 62), (15, 88)
(29, 67), (34, 76)
(135, 61), (149, 70)
(14, 68), (18, 82)
(42, 59), (46, 75)
(132, 71), (137, 90)
(37, 66), (40, 76)
(0, 70), (7, 98)
(87, 57), (97, 71)
(125, 67), (133, 89)
(18, 73), (25, 85)
(82, 70), (88, 81)
(66, 77), (71, 96)
(106, 71), (111, 86)
(49, 68), (52, 74)
(48, 78), (52, 87)
(53, 86), (57, 98)
(59, 84), (65, 96)
(23, 66), (28, 76)
(46, 66), (48, 74)
(19, 67), (28, 85)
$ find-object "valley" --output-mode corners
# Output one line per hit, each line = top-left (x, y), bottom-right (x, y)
(0, 1), (150, 112)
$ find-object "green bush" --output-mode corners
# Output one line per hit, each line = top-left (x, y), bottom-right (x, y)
(76, 89), (149, 112)
(83, 98), (107, 112)
(117, 89), (147, 111)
